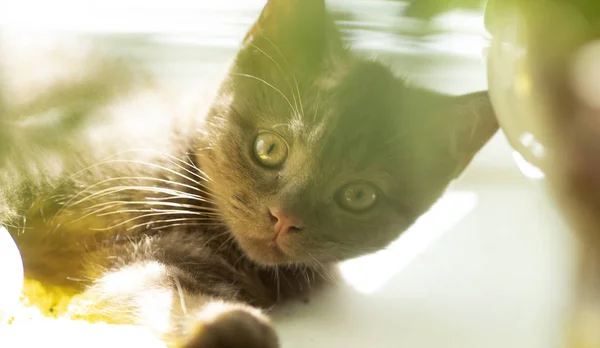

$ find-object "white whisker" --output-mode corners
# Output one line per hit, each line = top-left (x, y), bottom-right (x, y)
(262, 36), (305, 118)
(249, 42), (301, 118)
(64, 185), (211, 213)
(214, 234), (236, 255)
(93, 203), (220, 216)
(232, 73), (296, 115)
(173, 277), (188, 316)
(128, 217), (222, 232)
(275, 265), (281, 302)
(66, 176), (214, 209)
(67, 200), (219, 225)
(90, 210), (219, 232)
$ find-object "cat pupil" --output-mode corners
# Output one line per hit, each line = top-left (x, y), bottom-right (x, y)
(355, 190), (365, 200)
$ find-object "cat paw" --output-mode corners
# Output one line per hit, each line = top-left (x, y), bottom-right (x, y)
(181, 305), (279, 348)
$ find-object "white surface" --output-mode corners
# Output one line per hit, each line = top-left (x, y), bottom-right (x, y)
(0, 226), (24, 324)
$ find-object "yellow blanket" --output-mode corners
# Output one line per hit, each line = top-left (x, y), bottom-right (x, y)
(3, 280), (165, 348)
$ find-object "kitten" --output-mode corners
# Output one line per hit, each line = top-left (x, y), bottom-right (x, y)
(0, 0), (498, 347)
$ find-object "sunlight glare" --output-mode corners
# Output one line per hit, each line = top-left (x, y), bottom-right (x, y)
(0, 226), (23, 324)
(512, 151), (545, 180)
(338, 191), (478, 294)
(0, 0), (266, 33)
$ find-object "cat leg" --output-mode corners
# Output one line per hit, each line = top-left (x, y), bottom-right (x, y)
(67, 261), (279, 348)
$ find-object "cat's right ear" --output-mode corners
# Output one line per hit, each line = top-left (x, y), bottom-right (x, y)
(242, 0), (336, 65)
(440, 91), (499, 179)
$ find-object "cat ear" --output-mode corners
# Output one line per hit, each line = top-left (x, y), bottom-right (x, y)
(442, 91), (498, 179)
(243, 0), (334, 63)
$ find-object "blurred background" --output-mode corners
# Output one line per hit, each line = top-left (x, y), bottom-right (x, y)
(0, 1), (581, 347)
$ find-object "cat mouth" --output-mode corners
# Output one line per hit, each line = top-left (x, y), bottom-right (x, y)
(236, 235), (293, 265)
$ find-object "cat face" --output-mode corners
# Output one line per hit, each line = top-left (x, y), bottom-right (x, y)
(198, 0), (497, 266)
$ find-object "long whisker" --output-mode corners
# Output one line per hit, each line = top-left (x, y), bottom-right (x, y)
(90, 210), (217, 231)
(42, 148), (211, 209)
(94, 206), (220, 218)
(233, 252), (248, 268)
(262, 36), (305, 118)
(232, 73), (296, 115)
(214, 234), (236, 255)
(248, 42), (301, 117)
(63, 185), (211, 214)
(101, 159), (208, 186)
(173, 277), (188, 316)
(127, 148), (212, 183)
(300, 265), (311, 285)
(72, 203), (219, 225)
(128, 217), (223, 232)
(0, 222), (32, 230)
(273, 265), (281, 302)
(92, 148), (212, 183)
(89, 201), (221, 215)
(52, 157), (216, 219)
(62, 176), (215, 210)
(271, 123), (292, 131)
(309, 255), (340, 285)
(199, 230), (231, 249)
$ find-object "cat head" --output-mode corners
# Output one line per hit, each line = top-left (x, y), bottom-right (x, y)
(198, 0), (497, 266)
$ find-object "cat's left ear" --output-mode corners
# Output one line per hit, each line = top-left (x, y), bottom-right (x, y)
(243, 0), (337, 63)
(443, 91), (498, 179)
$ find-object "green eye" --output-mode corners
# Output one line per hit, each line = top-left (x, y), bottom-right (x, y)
(253, 132), (288, 168)
(337, 182), (378, 212)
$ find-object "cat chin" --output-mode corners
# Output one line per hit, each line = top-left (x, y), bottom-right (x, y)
(234, 235), (297, 266)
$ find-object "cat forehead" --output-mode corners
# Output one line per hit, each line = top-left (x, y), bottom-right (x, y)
(246, 57), (400, 135)
(287, 59), (408, 174)
(305, 59), (402, 142)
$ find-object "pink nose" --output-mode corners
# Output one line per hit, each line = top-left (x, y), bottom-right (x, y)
(269, 207), (303, 238)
